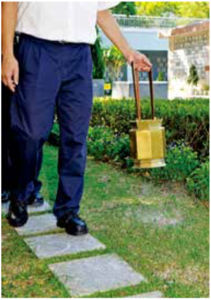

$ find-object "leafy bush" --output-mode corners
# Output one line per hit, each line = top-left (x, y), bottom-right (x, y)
(48, 97), (209, 201)
(157, 71), (165, 81)
(50, 98), (209, 159)
(48, 124), (208, 200)
(109, 134), (130, 162)
(150, 141), (199, 181)
(87, 126), (130, 164)
(186, 160), (210, 201)
(90, 98), (209, 158)
(87, 126), (114, 160)
(87, 127), (200, 183)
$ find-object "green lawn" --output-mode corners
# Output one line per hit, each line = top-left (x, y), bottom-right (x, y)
(2, 145), (209, 298)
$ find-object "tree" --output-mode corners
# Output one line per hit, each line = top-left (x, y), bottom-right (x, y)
(135, 2), (178, 17)
(177, 2), (209, 19)
(91, 30), (105, 79)
(112, 2), (136, 16)
(135, 2), (209, 18)
(103, 46), (125, 82)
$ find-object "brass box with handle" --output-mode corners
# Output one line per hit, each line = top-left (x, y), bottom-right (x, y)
(129, 63), (166, 168)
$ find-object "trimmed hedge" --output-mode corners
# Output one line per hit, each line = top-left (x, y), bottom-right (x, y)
(88, 126), (209, 201)
(88, 126), (130, 164)
(186, 160), (209, 201)
(91, 98), (209, 158)
(48, 97), (209, 201)
(150, 141), (199, 181)
(49, 123), (209, 201)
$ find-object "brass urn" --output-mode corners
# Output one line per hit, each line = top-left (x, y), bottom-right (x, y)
(129, 63), (166, 168)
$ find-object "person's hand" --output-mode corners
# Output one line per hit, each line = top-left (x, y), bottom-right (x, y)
(125, 48), (152, 72)
(2, 54), (19, 92)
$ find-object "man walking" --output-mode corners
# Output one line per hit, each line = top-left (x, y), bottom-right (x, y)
(2, 2), (152, 235)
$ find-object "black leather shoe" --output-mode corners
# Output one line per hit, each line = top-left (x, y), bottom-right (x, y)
(57, 212), (88, 236)
(27, 192), (44, 207)
(7, 200), (28, 227)
(2, 191), (10, 203)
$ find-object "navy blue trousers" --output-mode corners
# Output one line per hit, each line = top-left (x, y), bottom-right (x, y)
(2, 39), (43, 196)
(10, 34), (93, 219)
(2, 83), (43, 195)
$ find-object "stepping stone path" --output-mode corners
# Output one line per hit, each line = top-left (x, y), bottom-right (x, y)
(15, 213), (58, 235)
(4, 200), (163, 297)
(126, 291), (163, 298)
(24, 233), (106, 258)
(2, 200), (51, 215)
(49, 254), (146, 297)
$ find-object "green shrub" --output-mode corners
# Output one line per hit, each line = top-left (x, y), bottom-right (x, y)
(50, 98), (209, 159)
(186, 160), (209, 201)
(87, 127), (200, 183)
(48, 123), (207, 200)
(91, 98), (136, 134)
(90, 98), (209, 158)
(87, 126), (114, 160)
(150, 141), (199, 181)
(157, 71), (165, 81)
(87, 126), (131, 164)
(109, 134), (130, 162)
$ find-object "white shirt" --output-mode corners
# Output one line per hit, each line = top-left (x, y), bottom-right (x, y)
(16, 2), (119, 44)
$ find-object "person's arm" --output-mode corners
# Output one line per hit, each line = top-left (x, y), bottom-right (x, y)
(2, 2), (19, 92)
(97, 10), (152, 72)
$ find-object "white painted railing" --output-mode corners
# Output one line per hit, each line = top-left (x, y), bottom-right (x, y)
(114, 14), (208, 29)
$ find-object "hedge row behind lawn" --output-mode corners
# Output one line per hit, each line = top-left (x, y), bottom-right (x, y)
(49, 97), (209, 201)
(186, 160), (210, 201)
(87, 126), (209, 201)
(91, 98), (209, 158)
(49, 124), (209, 202)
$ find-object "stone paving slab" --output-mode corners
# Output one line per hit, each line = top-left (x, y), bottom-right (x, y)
(24, 233), (106, 258)
(126, 291), (163, 298)
(15, 213), (58, 236)
(2, 201), (51, 215)
(49, 253), (146, 297)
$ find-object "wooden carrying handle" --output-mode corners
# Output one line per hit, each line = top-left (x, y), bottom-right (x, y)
(131, 62), (155, 120)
